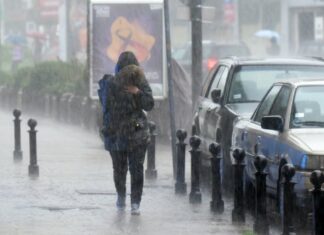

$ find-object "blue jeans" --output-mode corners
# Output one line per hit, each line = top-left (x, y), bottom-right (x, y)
(110, 145), (147, 204)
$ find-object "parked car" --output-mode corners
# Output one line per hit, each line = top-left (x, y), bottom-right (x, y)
(231, 79), (324, 211)
(172, 40), (250, 77)
(192, 57), (324, 189)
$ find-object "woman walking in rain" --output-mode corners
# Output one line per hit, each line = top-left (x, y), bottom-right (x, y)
(98, 51), (154, 215)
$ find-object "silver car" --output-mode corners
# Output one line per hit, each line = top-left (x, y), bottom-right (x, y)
(232, 79), (324, 209)
(192, 57), (324, 189)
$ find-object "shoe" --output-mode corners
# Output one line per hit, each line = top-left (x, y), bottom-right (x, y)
(131, 203), (140, 215)
(116, 195), (126, 210)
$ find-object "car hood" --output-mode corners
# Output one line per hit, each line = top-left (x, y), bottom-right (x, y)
(226, 103), (259, 119)
(289, 129), (324, 154)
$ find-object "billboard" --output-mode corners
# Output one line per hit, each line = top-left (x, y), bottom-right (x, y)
(89, 0), (166, 99)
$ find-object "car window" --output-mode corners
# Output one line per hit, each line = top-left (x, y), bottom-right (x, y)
(217, 66), (230, 94)
(253, 85), (282, 123)
(290, 85), (324, 128)
(228, 65), (324, 103)
(206, 66), (225, 98)
(201, 65), (218, 96)
(269, 86), (291, 120)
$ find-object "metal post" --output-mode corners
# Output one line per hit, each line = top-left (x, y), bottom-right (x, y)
(81, 96), (89, 128)
(281, 164), (296, 235)
(310, 170), (324, 235)
(90, 101), (98, 131)
(190, 0), (202, 108)
(253, 155), (269, 235)
(13, 109), (23, 161)
(175, 129), (187, 194)
(51, 95), (58, 120)
(189, 135), (202, 204)
(232, 148), (245, 223)
(17, 89), (23, 110)
(44, 94), (50, 117)
(28, 119), (39, 177)
(209, 142), (224, 213)
(145, 121), (158, 180)
(67, 95), (74, 123)
(163, 0), (177, 179)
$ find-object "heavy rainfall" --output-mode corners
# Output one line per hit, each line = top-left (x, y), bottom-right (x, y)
(0, 0), (324, 235)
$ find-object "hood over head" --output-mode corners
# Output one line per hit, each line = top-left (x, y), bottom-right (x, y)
(115, 51), (139, 74)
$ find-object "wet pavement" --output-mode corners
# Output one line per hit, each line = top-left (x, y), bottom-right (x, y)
(0, 109), (256, 235)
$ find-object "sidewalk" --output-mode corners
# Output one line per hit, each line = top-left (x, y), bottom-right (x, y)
(0, 109), (252, 235)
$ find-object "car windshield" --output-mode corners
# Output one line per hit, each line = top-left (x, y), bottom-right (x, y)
(290, 85), (324, 128)
(228, 65), (324, 103)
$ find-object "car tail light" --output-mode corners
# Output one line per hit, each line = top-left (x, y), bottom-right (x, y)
(207, 57), (218, 70)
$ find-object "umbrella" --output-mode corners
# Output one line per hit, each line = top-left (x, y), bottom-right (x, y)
(5, 34), (27, 45)
(254, 30), (280, 40)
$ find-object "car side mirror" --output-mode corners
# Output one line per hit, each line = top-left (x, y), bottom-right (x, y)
(211, 89), (221, 103)
(261, 115), (284, 132)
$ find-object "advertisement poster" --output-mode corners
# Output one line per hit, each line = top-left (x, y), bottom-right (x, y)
(90, 0), (166, 99)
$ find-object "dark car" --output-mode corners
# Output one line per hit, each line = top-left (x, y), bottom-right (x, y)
(192, 57), (324, 188)
(172, 40), (250, 77)
(231, 79), (324, 212)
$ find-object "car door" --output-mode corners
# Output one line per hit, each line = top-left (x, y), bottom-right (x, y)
(197, 65), (225, 152)
(204, 65), (229, 150)
(243, 85), (282, 182)
(204, 66), (230, 148)
(265, 85), (292, 189)
(247, 85), (291, 191)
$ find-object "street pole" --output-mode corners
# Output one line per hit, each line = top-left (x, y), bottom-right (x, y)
(65, 0), (71, 61)
(191, 0), (202, 109)
(164, 0), (177, 179)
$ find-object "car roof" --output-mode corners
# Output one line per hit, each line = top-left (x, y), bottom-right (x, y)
(273, 79), (324, 87)
(219, 56), (324, 66)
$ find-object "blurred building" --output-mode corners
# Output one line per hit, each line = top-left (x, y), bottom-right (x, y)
(0, 0), (86, 63)
(281, 0), (324, 55)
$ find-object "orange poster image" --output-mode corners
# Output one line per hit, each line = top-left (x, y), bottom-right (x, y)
(90, 2), (165, 99)
(107, 16), (156, 63)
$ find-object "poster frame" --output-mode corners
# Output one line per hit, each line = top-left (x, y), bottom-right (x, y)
(89, 0), (167, 100)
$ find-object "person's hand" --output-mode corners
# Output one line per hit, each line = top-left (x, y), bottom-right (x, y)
(124, 85), (140, 94)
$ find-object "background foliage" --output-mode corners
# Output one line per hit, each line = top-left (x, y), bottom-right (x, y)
(0, 60), (88, 96)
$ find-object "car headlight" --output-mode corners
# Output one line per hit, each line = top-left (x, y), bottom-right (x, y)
(302, 155), (324, 170)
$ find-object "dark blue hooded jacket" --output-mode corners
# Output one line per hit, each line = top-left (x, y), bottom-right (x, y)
(98, 63), (154, 151)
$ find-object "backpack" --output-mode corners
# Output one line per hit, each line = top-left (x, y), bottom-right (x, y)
(98, 74), (114, 137)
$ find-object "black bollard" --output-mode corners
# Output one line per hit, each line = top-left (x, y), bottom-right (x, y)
(253, 155), (269, 235)
(310, 170), (324, 235)
(28, 119), (39, 177)
(209, 142), (224, 213)
(189, 135), (202, 204)
(13, 109), (23, 161)
(175, 129), (187, 194)
(232, 148), (246, 223)
(281, 164), (296, 235)
(145, 121), (158, 179)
